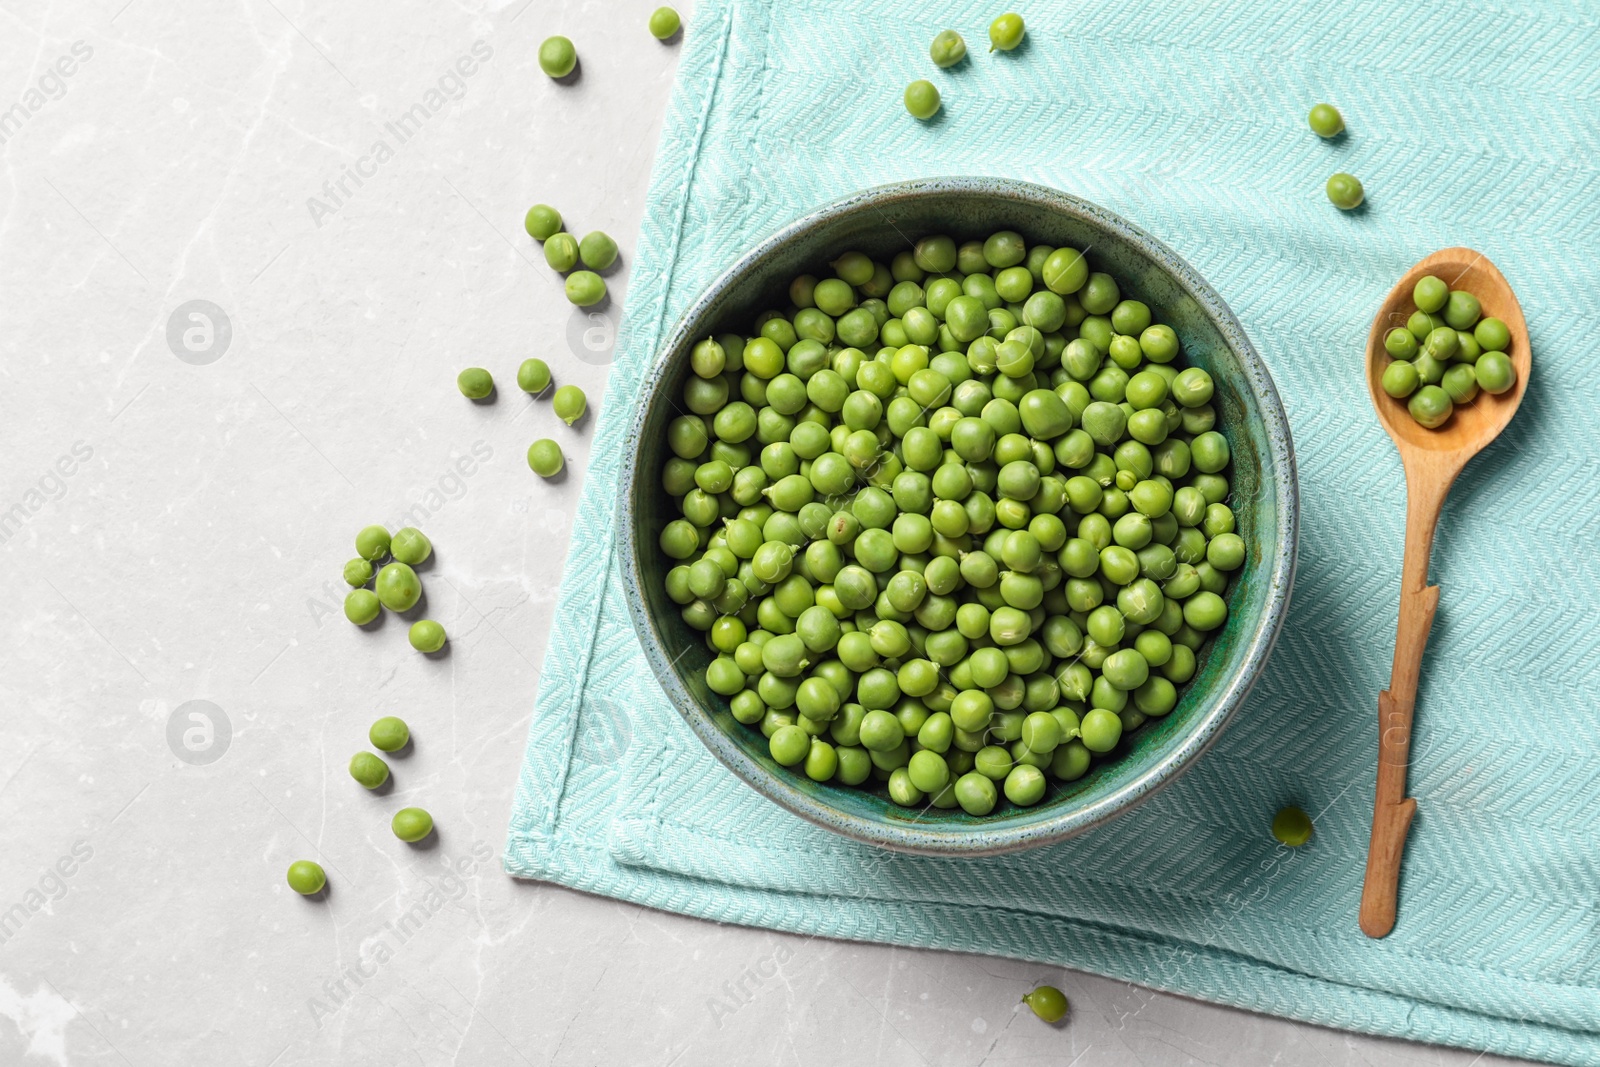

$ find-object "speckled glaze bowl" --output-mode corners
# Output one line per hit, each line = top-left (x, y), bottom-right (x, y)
(621, 177), (1297, 856)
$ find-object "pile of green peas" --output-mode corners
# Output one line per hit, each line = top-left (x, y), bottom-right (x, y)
(523, 201), (617, 307)
(1379, 274), (1516, 428)
(656, 230), (1244, 817)
(342, 524), (448, 652)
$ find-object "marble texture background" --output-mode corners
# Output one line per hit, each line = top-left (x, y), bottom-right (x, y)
(0, 0), (1520, 1063)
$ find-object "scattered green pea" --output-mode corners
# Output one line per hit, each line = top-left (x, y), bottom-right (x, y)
(648, 5), (680, 39)
(355, 525), (392, 562)
(904, 80), (940, 120)
(343, 558), (374, 586)
(538, 35), (577, 79)
(369, 716), (410, 752)
(930, 29), (967, 67)
(988, 12), (1025, 51)
(524, 204), (562, 241)
(457, 368), (494, 399)
(1271, 805), (1312, 847)
(1325, 172), (1363, 210)
(1307, 103), (1343, 138)
(390, 527), (431, 566)
(408, 619), (446, 653)
(375, 562), (421, 612)
(349, 751), (390, 789)
(544, 232), (580, 272)
(579, 231), (619, 271)
(553, 384), (588, 425)
(517, 358), (552, 395)
(528, 438), (564, 477)
(391, 807), (434, 843)
(344, 589), (380, 625)
(285, 860), (327, 895)
(1022, 984), (1069, 1023)
(565, 270), (607, 307)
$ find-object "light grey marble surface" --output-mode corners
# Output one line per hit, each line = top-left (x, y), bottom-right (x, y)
(0, 0), (1519, 1063)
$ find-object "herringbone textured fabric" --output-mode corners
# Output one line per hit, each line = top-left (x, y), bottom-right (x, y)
(506, 1), (1600, 1060)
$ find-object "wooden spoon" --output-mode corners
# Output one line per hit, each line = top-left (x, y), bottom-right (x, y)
(1358, 248), (1531, 939)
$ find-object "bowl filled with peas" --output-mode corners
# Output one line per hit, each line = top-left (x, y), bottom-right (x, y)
(622, 177), (1297, 856)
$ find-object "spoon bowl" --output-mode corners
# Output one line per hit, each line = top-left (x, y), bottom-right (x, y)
(1364, 247), (1531, 457)
(1359, 246), (1531, 938)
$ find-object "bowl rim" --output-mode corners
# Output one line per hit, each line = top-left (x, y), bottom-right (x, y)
(619, 176), (1298, 856)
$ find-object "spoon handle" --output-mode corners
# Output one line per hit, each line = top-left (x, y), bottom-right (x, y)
(1359, 459), (1456, 938)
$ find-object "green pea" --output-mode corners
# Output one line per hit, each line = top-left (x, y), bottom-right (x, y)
(1381, 360), (1419, 399)
(343, 558), (374, 586)
(527, 439), (564, 477)
(1183, 591), (1228, 632)
(1171, 367), (1214, 408)
(565, 270), (607, 307)
(349, 751), (389, 789)
(391, 807), (434, 842)
(1412, 275), (1449, 313)
(523, 204), (561, 241)
(1080, 708), (1122, 753)
(517, 357), (552, 395)
(923, 28), (968, 68)
(648, 6), (680, 39)
(988, 11), (1025, 51)
(544, 232), (579, 272)
(363, 718), (408, 754)
(286, 860), (327, 895)
(1474, 316), (1510, 353)
(375, 562), (420, 612)
(769, 725), (810, 766)
(575, 232), (618, 272)
(457, 368), (493, 399)
(1408, 384), (1453, 429)
(553, 384), (588, 425)
(1442, 363), (1480, 405)
(355, 525), (392, 563)
(1383, 328), (1418, 360)
(1307, 103), (1343, 138)
(1326, 172), (1364, 210)
(408, 620), (446, 653)
(904, 80), (941, 120)
(954, 771), (997, 815)
(1475, 351), (1515, 394)
(538, 35), (577, 78)
(1022, 985), (1070, 1023)
(1272, 805), (1314, 847)
(1444, 289), (1481, 331)
(1425, 325), (1459, 361)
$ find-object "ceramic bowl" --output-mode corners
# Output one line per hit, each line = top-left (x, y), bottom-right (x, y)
(620, 177), (1297, 856)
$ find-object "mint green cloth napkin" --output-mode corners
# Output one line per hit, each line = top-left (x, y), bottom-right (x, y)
(506, 1), (1600, 1061)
